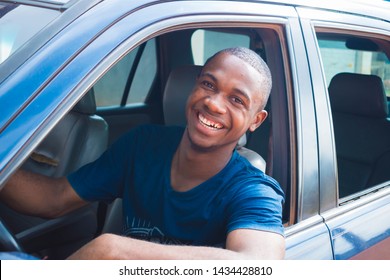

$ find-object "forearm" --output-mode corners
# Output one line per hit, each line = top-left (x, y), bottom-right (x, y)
(0, 169), (74, 218)
(67, 234), (249, 260)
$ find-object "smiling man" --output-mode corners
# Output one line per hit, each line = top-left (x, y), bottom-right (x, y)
(1, 47), (285, 259)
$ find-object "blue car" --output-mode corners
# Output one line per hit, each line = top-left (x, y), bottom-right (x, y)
(0, 0), (390, 259)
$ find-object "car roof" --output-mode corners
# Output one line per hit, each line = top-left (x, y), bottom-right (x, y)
(0, 0), (97, 10)
(5, 0), (389, 21)
(263, 0), (390, 22)
(1, 0), (388, 90)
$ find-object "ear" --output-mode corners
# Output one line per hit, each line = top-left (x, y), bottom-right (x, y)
(249, 110), (268, 132)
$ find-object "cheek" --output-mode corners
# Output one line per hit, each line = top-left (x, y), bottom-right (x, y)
(234, 107), (261, 129)
(187, 90), (203, 105)
(187, 89), (211, 113)
(185, 92), (201, 119)
(229, 107), (249, 127)
(185, 92), (197, 110)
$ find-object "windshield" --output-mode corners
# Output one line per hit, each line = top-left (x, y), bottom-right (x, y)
(0, 2), (59, 64)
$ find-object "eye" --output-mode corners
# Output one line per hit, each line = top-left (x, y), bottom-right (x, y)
(232, 96), (244, 105)
(201, 80), (215, 90)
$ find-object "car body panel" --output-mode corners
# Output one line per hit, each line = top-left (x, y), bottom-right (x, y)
(285, 215), (333, 259)
(324, 188), (390, 259)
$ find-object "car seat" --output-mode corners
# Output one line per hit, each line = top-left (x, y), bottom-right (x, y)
(22, 88), (108, 177)
(0, 89), (108, 258)
(102, 65), (267, 234)
(328, 72), (390, 197)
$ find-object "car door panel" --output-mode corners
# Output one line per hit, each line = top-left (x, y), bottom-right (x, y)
(285, 216), (333, 259)
(323, 190), (390, 259)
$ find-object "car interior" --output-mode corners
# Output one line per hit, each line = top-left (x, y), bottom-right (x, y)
(328, 72), (390, 198)
(0, 89), (108, 258)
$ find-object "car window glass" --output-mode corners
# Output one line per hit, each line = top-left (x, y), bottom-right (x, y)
(191, 29), (250, 65)
(318, 36), (390, 96)
(317, 32), (390, 200)
(127, 39), (157, 104)
(94, 49), (136, 107)
(94, 39), (157, 107)
(0, 3), (59, 64)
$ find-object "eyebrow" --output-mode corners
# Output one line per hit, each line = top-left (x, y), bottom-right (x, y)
(199, 72), (217, 83)
(199, 72), (252, 104)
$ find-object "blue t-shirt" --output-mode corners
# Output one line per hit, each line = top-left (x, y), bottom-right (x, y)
(68, 124), (284, 246)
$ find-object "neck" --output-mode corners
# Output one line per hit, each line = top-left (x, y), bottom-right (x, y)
(170, 130), (235, 192)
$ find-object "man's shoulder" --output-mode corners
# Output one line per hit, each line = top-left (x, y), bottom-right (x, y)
(227, 152), (285, 199)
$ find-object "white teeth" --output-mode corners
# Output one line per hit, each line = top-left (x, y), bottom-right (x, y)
(198, 113), (223, 129)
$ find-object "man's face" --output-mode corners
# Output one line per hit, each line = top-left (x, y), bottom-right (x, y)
(185, 53), (268, 151)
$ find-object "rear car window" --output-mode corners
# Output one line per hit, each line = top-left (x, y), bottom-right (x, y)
(317, 32), (390, 200)
(318, 34), (390, 97)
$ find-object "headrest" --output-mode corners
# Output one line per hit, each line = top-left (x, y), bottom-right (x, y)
(72, 88), (97, 115)
(163, 65), (247, 147)
(163, 65), (202, 126)
(328, 72), (388, 118)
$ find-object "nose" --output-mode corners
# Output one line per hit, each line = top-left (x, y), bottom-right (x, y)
(204, 95), (227, 114)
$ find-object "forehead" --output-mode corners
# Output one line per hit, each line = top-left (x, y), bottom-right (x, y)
(203, 53), (260, 81)
(202, 53), (263, 95)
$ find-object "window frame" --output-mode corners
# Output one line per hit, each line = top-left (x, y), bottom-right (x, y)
(299, 7), (390, 211)
(318, 26), (390, 205)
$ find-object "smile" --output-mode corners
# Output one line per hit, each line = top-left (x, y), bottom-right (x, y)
(198, 113), (224, 130)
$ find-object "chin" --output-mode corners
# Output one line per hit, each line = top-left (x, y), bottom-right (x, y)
(185, 128), (216, 152)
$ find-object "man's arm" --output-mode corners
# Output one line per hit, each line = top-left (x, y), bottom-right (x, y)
(0, 169), (88, 219)
(225, 228), (285, 259)
(67, 228), (285, 260)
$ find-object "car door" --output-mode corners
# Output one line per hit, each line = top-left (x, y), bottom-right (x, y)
(298, 5), (390, 259)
